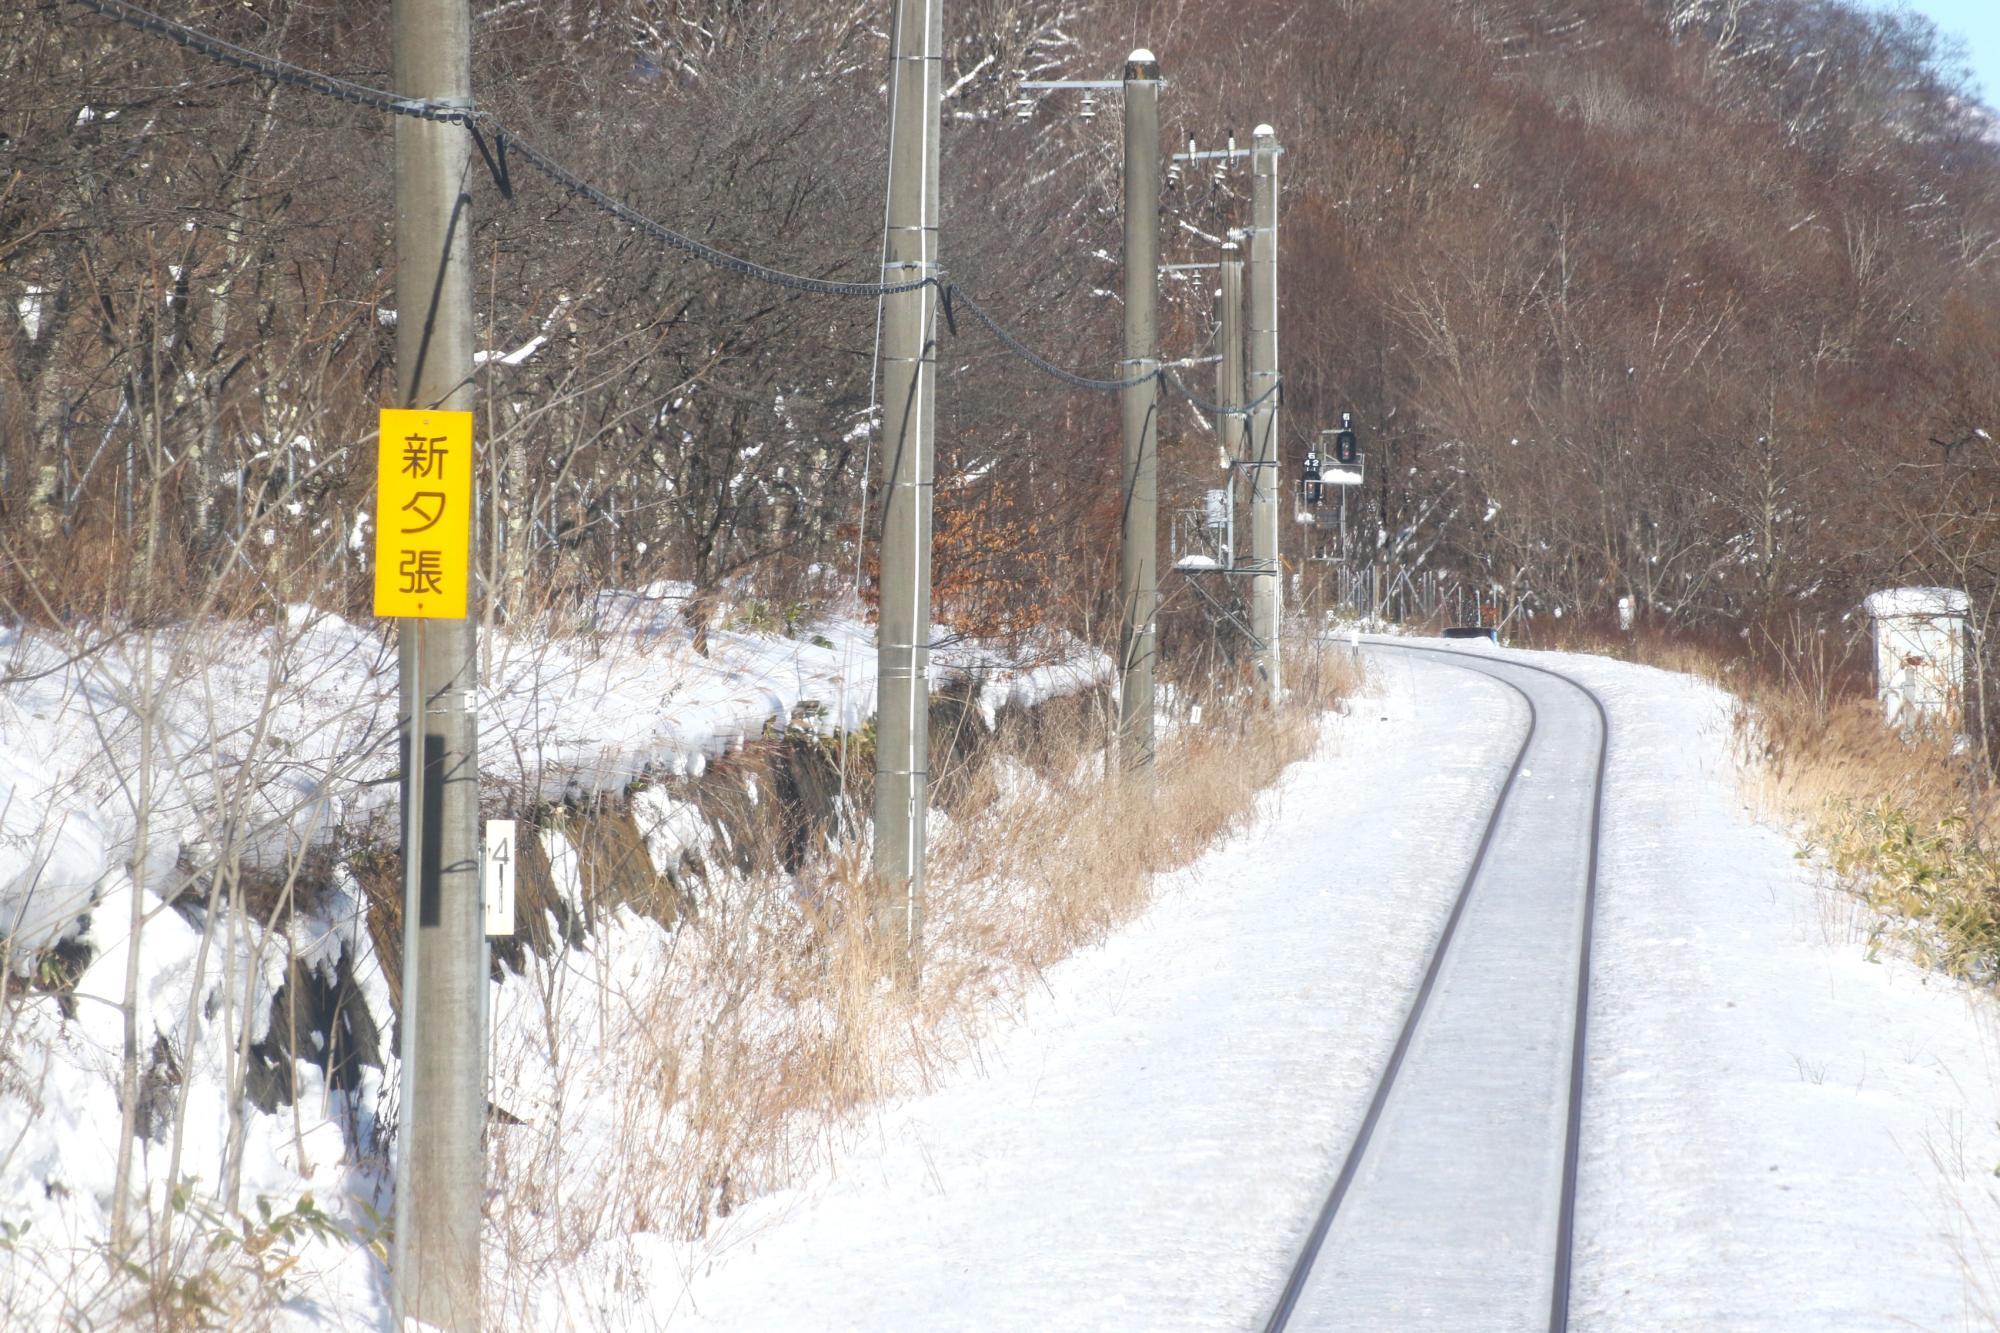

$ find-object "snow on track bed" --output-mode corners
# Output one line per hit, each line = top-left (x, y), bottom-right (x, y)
(1270, 643), (1605, 1331)
(647, 644), (2000, 1331)
(1548, 647), (2000, 1331)
(655, 659), (1527, 1331)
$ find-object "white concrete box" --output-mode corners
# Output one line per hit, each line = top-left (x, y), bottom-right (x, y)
(1862, 586), (1970, 730)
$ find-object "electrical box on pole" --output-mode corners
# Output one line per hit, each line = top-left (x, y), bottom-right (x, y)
(1219, 237), (1245, 475)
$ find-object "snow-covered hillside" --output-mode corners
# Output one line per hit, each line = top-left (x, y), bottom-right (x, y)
(0, 587), (1106, 958)
(0, 592), (1110, 1329)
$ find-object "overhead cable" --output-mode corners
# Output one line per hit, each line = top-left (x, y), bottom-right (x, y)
(1161, 366), (1281, 417)
(71, 0), (1281, 408)
(943, 285), (1155, 392)
(69, 0), (930, 299)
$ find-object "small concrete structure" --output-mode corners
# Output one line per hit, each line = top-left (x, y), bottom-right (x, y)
(1862, 587), (1970, 729)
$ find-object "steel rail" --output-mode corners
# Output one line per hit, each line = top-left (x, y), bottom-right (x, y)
(1263, 640), (1609, 1333)
(1262, 646), (1538, 1330)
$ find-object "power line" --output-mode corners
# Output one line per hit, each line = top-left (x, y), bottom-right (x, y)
(942, 285), (1280, 414)
(72, 0), (467, 122)
(499, 134), (929, 299)
(1162, 365), (1280, 418)
(69, 0), (928, 299)
(68, 0), (1283, 409)
(944, 285), (1154, 393)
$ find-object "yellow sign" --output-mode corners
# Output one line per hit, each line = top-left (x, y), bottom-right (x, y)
(373, 408), (473, 619)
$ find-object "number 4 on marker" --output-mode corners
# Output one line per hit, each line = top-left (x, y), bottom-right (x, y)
(484, 820), (516, 937)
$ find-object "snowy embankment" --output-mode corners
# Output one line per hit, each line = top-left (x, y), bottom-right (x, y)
(0, 586), (1103, 958)
(652, 645), (2000, 1331)
(0, 587), (1109, 1328)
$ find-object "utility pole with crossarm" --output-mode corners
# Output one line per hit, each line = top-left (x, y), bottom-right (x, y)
(1248, 124), (1283, 703)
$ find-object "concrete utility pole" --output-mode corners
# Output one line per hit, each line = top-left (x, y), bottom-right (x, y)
(1248, 124), (1283, 703)
(1219, 235), (1245, 472)
(1118, 50), (1161, 774)
(390, 0), (483, 1323)
(874, 0), (942, 962)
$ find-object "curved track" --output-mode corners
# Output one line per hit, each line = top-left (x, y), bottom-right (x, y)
(1266, 642), (1610, 1332)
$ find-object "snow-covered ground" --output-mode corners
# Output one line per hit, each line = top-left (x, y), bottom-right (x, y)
(0, 592), (1111, 1329)
(651, 650), (1522, 1330)
(6, 629), (1998, 1329)
(1552, 645), (2000, 1330)
(0, 587), (1107, 956)
(649, 644), (2000, 1331)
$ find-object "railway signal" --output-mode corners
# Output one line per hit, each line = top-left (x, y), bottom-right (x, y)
(1333, 412), (1359, 467)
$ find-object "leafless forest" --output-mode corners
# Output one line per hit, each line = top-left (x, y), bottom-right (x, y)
(3, 0), (1997, 654)
(7, 3), (2000, 1319)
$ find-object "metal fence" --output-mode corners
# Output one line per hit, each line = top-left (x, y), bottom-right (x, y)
(1316, 564), (1511, 630)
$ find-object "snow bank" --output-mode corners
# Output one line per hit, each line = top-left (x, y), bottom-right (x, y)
(0, 596), (1111, 963)
(0, 615), (393, 960)
(0, 593), (1111, 1327)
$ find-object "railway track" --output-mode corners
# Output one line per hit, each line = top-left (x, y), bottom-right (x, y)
(1266, 642), (1610, 1331)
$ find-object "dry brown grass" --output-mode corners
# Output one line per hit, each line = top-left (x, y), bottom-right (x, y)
(1742, 689), (1973, 835)
(480, 636), (1362, 1319)
(1513, 614), (1754, 687)
(1742, 683), (2000, 978)
(1534, 615), (2000, 982)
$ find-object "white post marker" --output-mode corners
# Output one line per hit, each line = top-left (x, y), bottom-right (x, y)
(483, 820), (516, 937)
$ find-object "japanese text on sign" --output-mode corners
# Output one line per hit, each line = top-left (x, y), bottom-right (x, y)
(373, 408), (473, 619)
